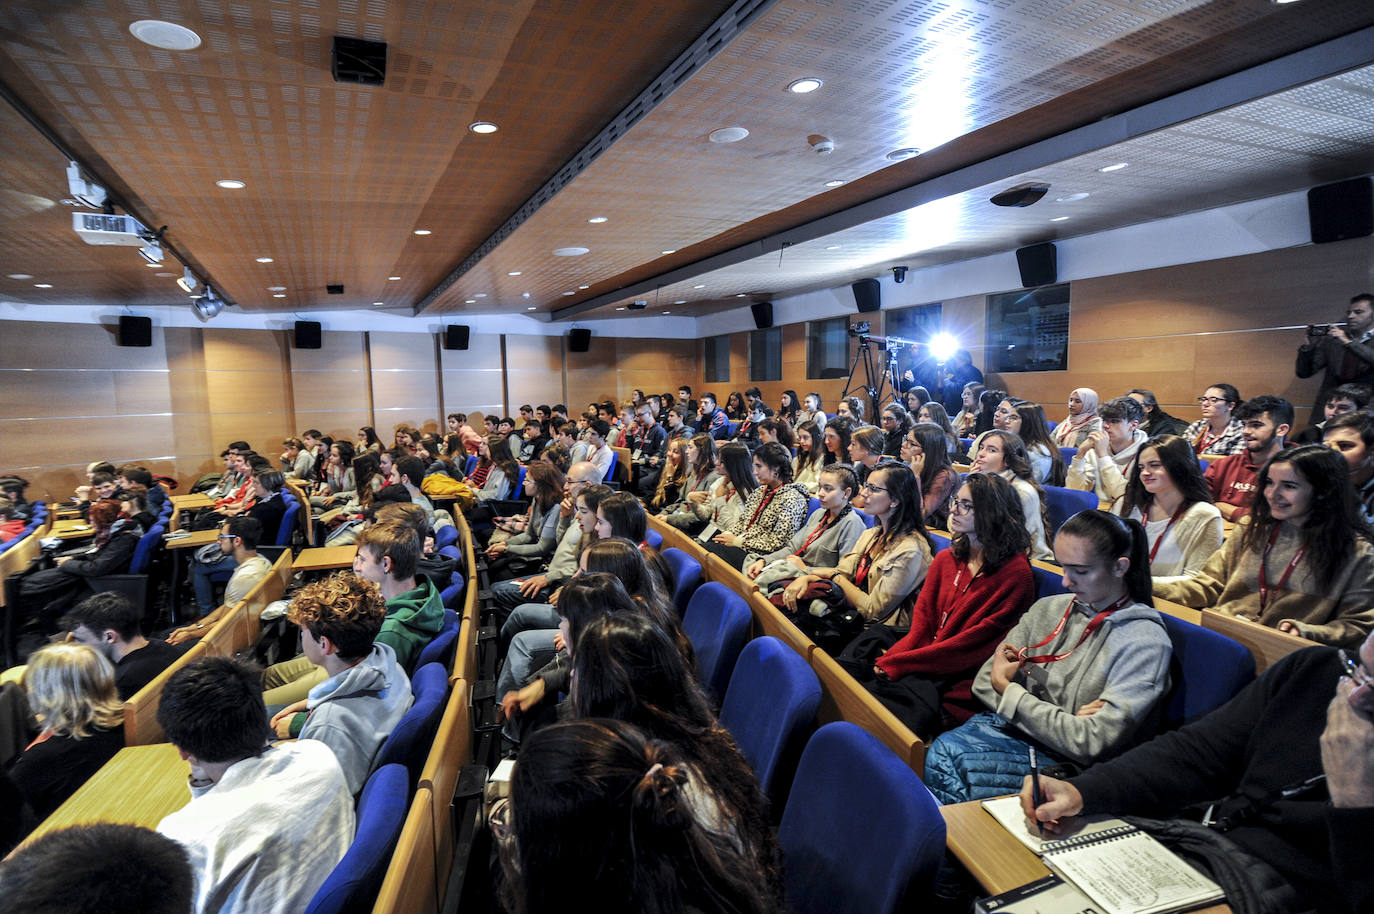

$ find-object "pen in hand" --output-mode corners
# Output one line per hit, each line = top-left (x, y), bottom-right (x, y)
(1029, 746), (1044, 835)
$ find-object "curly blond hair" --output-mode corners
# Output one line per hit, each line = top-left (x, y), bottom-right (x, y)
(286, 572), (387, 660)
(25, 643), (123, 739)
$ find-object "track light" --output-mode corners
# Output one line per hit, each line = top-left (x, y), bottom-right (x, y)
(193, 286), (224, 320)
(177, 267), (198, 294)
(138, 241), (163, 265)
(65, 161), (107, 209)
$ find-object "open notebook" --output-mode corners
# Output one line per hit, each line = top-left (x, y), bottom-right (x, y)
(979, 795), (1225, 914)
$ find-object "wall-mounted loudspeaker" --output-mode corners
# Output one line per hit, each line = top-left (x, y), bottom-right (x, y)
(1308, 177), (1373, 245)
(751, 301), (774, 329)
(443, 324), (470, 350)
(852, 278), (881, 313)
(1016, 242), (1058, 288)
(569, 328), (592, 353)
(294, 321), (322, 350)
(117, 315), (152, 347)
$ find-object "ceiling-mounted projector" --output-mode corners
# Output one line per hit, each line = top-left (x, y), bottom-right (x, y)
(73, 212), (150, 246)
(990, 183), (1050, 208)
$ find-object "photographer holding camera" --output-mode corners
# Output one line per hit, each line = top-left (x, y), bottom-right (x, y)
(1297, 293), (1374, 419)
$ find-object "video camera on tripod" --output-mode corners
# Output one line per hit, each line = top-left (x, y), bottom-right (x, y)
(846, 321), (921, 352)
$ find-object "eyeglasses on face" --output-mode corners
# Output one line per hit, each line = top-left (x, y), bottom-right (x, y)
(948, 497), (975, 514)
(1196, 396), (1227, 405)
(861, 482), (888, 494)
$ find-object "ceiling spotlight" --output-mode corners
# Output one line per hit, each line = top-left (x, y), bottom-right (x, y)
(508, 271), (523, 276)
(255, 256), (274, 263)
(65, 161), (106, 208)
(587, 216), (608, 224)
(272, 293), (286, 298)
(413, 229), (431, 235)
(473, 293), (487, 298)
(388, 276), (401, 281)
(373, 301), (384, 305)
(694, 284), (705, 289)
(990, 183), (1050, 208)
(826, 245), (841, 251)
(8, 273), (33, 279)
(216, 179), (246, 189)
(578, 285), (590, 290)
(143, 261), (162, 268)
(1056, 192), (1090, 202)
(709, 126), (750, 144)
(562, 291), (575, 296)
(465, 299), (476, 303)
(34, 283), (53, 289)
(468, 121), (499, 134)
(661, 249), (676, 255)
(526, 306), (537, 311)
(138, 241), (163, 265)
(194, 286), (224, 319)
(886, 147), (920, 162)
(129, 19), (202, 50)
(786, 77), (823, 94)
(267, 285), (286, 291)
(177, 268), (198, 293)
(553, 247), (589, 256)
(1098, 162), (1129, 173)
(1050, 216), (1071, 222)
(627, 301), (648, 311)
(674, 300), (686, 305)
(824, 180), (846, 187)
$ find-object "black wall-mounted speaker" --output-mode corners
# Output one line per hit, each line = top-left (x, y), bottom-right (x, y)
(569, 328), (592, 353)
(1016, 242), (1058, 288)
(852, 278), (881, 313)
(117, 315), (152, 347)
(1308, 177), (1373, 245)
(294, 321), (322, 349)
(443, 324), (470, 350)
(751, 301), (774, 329)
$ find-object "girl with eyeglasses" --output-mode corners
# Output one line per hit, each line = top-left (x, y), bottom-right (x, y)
(923, 509), (1172, 804)
(1156, 444), (1374, 646)
(780, 464), (934, 628)
(1180, 383), (1246, 456)
(862, 474), (1036, 739)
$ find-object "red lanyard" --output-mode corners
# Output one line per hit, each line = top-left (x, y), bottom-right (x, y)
(746, 485), (779, 527)
(1015, 593), (1132, 664)
(1195, 426), (1224, 454)
(1147, 504), (1188, 563)
(795, 509), (840, 555)
(712, 485), (735, 524)
(1258, 526), (1304, 613)
(939, 561), (981, 632)
(853, 539), (882, 587)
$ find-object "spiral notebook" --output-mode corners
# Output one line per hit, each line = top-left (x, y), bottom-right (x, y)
(980, 796), (1224, 914)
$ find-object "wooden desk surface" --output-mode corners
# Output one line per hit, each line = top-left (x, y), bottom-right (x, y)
(293, 545), (357, 571)
(50, 518), (96, 540)
(170, 493), (215, 509)
(163, 528), (221, 549)
(27, 742), (190, 843)
(941, 799), (1230, 912)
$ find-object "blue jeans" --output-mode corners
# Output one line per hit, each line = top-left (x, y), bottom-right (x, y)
(923, 712), (1066, 805)
(490, 577), (554, 626)
(192, 555), (238, 613)
(499, 602), (562, 652)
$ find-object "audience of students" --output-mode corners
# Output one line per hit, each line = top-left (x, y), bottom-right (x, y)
(1113, 434), (1224, 582)
(704, 442), (810, 568)
(1203, 394), (1294, 520)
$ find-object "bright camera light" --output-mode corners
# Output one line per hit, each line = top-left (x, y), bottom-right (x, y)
(928, 332), (958, 362)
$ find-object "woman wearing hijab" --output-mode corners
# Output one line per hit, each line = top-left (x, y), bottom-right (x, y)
(1052, 387), (1102, 448)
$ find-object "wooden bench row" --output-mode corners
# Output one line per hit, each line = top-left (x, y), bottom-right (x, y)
(0, 511), (52, 609)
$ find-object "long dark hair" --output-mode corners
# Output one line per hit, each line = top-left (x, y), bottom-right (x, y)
(724, 391), (746, 420)
(822, 417), (852, 467)
(583, 538), (689, 668)
(484, 434), (520, 482)
(597, 492), (647, 544)
(870, 464), (934, 554)
(1056, 510), (1153, 607)
(953, 473), (1031, 570)
(982, 430), (1050, 535)
(779, 389), (800, 423)
(351, 452), (381, 503)
(759, 417), (795, 451)
(330, 439), (356, 470)
(1118, 434), (1213, 520)
(524, 461), (565, 512)
(795, 420), (825, 474)
(358, 426), (381, 448)
(1240, 444), (1372, 589)
(717, 442), (758, 501)
(909, 423), (953, 499)
(917, 400), (959, 453)
(974, 389), (1007, 436)
(504, 719), (780, 914)
(557, 573), (641, 651)
(1009, 399), (1066, 486)
(687, 433), (717, 481)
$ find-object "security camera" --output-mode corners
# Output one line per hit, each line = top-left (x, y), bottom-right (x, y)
(892, 266), (908, 284)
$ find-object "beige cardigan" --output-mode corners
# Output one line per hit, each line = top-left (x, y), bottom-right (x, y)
(1154, 521), (1374, 647)
(836, 526), (933, 626)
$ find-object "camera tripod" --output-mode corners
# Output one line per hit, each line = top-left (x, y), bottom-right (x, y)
(841, 336), (904, 421)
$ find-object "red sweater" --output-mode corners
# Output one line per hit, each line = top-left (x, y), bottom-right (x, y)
(875, 548), (1035, 724)
(1203, 450), (1261, 519)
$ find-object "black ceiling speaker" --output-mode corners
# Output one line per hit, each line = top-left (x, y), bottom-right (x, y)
(751, 301), (774, 329)
(332, 36), (387, 87)
(294, 320), (322, 349)
(1308, 177), (1373, 245)
(117, 315), (152, 347)
(991, 183), (1050, 208)
(569, 328), (592, 352)
(852, 278), (881, 313)
(443, 324), (470, 350)
(1016, 242), (1058, 288)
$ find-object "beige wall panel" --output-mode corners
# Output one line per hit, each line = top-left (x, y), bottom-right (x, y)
(439, 334), (503, 371)
(167, 368), (213, 417)
(370, 331), (438, 371)
(200, 372), (293, 416)
(292, 370), (370, 413)
(202, 329), (290, 373)
(294, 410), (375, 444)
(566, 369), (618, 409)
(171, 412), (216, 462)
(442, 369), (506, 415)
(508, 335), (565, 410)
(0, 319), (170, 371)
(164, 327), (206, 372)
(112, 370), (176, 417)
(0, 369), (119, 420)
(209, 414), (295, 457)
(370, 370), (440, 415)
(1, 416), (177, 467)
(289, 330), (368, 371)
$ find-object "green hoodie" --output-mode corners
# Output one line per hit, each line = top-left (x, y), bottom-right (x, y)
(376, 577), (445, 673)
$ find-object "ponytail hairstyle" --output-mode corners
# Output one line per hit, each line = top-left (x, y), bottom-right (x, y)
(582, 539), (690, 668)
(974, 388), (1007, 436)
(1239, 443), (1372, 590)
(504, 719), (778, 914)
(555, 572), (640, 654)
(1056, 509), (1153, 607)
(850, 425), (886, 462)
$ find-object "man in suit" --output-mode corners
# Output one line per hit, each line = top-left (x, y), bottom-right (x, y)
(1296, 292), (1374, 419)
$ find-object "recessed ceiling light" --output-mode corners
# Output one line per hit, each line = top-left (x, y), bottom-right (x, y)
(661, 249), (676, 255)
(616, 307), (626, 311)
(144, 261), (162, 267)
(736, 293), (747, 298)
(694, 284), (705, 289)
(662, 311), (671, 314)
(786, 77), (824, 94)
(1098, 162), (1129, 173)
(468, 121), (499, 134)
(578, 285), (590, 290)
(886, 147), (920, 162)
(129, 19), (202, 51)
(824, 179), (847, 187)
(527, 306), (537, 311)
(826, 245), (841, 251)
(508, 271), (523, 276)
(553, 247), (589, 256)
(1056, 192), (1090, 202)
(34, 283), (52, 288)
(268, 286), (286, 291)
(273, 293), (286, 298)
(521, 292), (531, 299)
(708, 126), (750, 144)
(673, 300), (686, 305)
(373, 301), (384, 305)
(562, 291), (575, 296)
(255, 257), (274, 263)
(473, 293), (487, 298)
(388, 276), (401, 281)
(587, 216), (608, 224)
(465, 299), (476, 303)
(413, 229), (431, 235)
(216, 179), (246, 190)
(8, 273), (32, 279)
(1050, 216), (1071, 222)
(155, 272), (176, 277)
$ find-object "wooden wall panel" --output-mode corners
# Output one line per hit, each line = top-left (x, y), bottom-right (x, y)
(370, 331), (442, 436)
(507, 335), (565, 413)
(440, 333), (504, 419)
